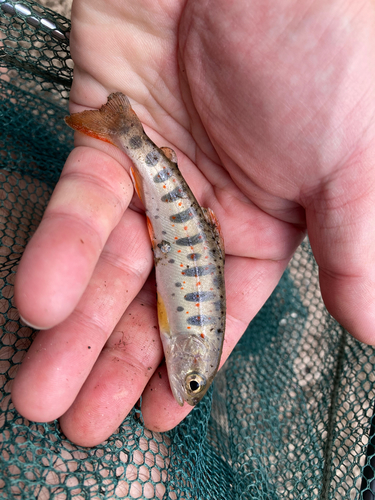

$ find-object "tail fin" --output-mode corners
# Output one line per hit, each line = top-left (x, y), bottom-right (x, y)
(65, 92), (143, 145)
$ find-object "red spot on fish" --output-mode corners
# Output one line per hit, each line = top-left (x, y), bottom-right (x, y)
(163, 185), (167, 189)
(181, 272), (185, 275)
(174, 237), (178, 240)
(196, 303), (199, 307)
(180, 264), (184, 267)
(171, 216), (176, 220)
(201, 333), (205, 338)
(187, 326), (191, 329)
(184, 226), (188, 230)
(196, 282), (201, 286)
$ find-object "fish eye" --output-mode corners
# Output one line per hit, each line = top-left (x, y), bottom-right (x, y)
(185, 373), (206, 394)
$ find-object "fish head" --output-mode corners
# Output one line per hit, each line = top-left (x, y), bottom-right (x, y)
(161, 332), (217, 406)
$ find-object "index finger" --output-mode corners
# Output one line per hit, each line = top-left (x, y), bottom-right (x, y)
(15, 145), (134, 329)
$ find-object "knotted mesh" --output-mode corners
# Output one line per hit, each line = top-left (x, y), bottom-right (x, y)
(1, 1), (375, 498)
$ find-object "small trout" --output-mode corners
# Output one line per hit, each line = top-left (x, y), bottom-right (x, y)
(65, 92), (226, 406)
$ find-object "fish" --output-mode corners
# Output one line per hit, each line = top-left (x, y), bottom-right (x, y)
(65, 92), (226, 406)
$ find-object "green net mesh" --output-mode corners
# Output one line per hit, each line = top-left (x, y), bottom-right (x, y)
(1, 1), (375, 498)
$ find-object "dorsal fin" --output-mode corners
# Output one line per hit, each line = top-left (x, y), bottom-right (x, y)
(160, 146), (177, 163)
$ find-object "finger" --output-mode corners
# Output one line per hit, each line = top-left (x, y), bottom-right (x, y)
(15, 146), (133, 329)
(59, 280), (163, 447)
(306, 162), (375, 344)
(11, 209), (153, 422)
(141, 253), (290, 432)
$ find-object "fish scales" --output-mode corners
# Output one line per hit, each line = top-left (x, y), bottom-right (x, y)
(65, 92), (226, 406)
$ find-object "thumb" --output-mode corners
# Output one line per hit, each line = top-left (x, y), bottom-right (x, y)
(306, 153), (375, 344)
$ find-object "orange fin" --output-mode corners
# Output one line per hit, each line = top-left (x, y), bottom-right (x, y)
(160, 146), (177, 163)
(146, 215), (156, 249)
(130, 166), (145, 205)
(65, 92), (143, 145)
(202, 207), (225, 260)
(157, 292), (171, 338)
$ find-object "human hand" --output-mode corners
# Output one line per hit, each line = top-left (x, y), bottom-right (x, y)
(12, 0), (375, 446)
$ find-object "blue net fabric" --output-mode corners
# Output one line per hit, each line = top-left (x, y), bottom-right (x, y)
(1, 1), (375, 498)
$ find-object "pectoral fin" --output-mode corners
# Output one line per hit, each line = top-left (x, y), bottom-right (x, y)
(157, 292), (171, 338)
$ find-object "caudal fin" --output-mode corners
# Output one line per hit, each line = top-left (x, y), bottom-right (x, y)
(65, 92), (143, 145)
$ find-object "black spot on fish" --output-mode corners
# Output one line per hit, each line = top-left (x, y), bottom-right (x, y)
(184, 291), (216, 302)
(170, 208), (196, 224)
(162, 230), (167, 235)
(129, 135), (143, 149)
(187, 253), (201, 261)
(176, 233), (204, 246)
(177, 306), (184, 312)
(182, 264), (216, 277)
(175, 282), (182, 287)
(187, 315), (215, 326)
(157, 240), (171, 253)
(168, 259), (175, 264)
(161, 186), (188, 203)
(145, 151), (161, 166)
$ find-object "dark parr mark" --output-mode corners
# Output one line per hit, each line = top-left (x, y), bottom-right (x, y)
(176, 233), (204, 247)
(187, 315), (215, 326)
(177, 306), (184, 312)
(161, 186), (187, 203)
(145, 151), (161, 166)
(184, 291), (216, 302)
(129, 135), (143, 149)
(187, 253), (201, 261)
(175, 282), (182, 287)
(214, 300), (223, 311)
(154, 169), (172, 183)
(213, 273), (225, 288)
(170, 208), (195, 224)
(182, 264), (216, 277)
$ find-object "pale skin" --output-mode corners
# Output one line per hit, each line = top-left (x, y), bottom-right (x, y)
(11, 0), (375, 447)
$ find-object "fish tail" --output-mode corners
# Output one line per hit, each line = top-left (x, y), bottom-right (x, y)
(65, 92), (144, 145)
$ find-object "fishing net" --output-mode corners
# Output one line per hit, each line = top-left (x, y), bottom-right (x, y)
(1, 1), (375, 498)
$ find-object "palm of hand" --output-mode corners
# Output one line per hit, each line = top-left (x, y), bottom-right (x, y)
(12, 0), (375, 446)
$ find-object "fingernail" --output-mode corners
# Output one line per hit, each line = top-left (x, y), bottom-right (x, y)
(19, 315), (48, 331)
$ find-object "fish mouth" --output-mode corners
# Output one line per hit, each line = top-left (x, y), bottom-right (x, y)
(171, 385), (185, 406)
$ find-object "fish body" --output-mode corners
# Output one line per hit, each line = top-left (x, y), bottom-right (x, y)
(65, 92), (226, 406)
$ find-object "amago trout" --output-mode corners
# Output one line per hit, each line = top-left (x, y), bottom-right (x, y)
(65, 92), (226, 406)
